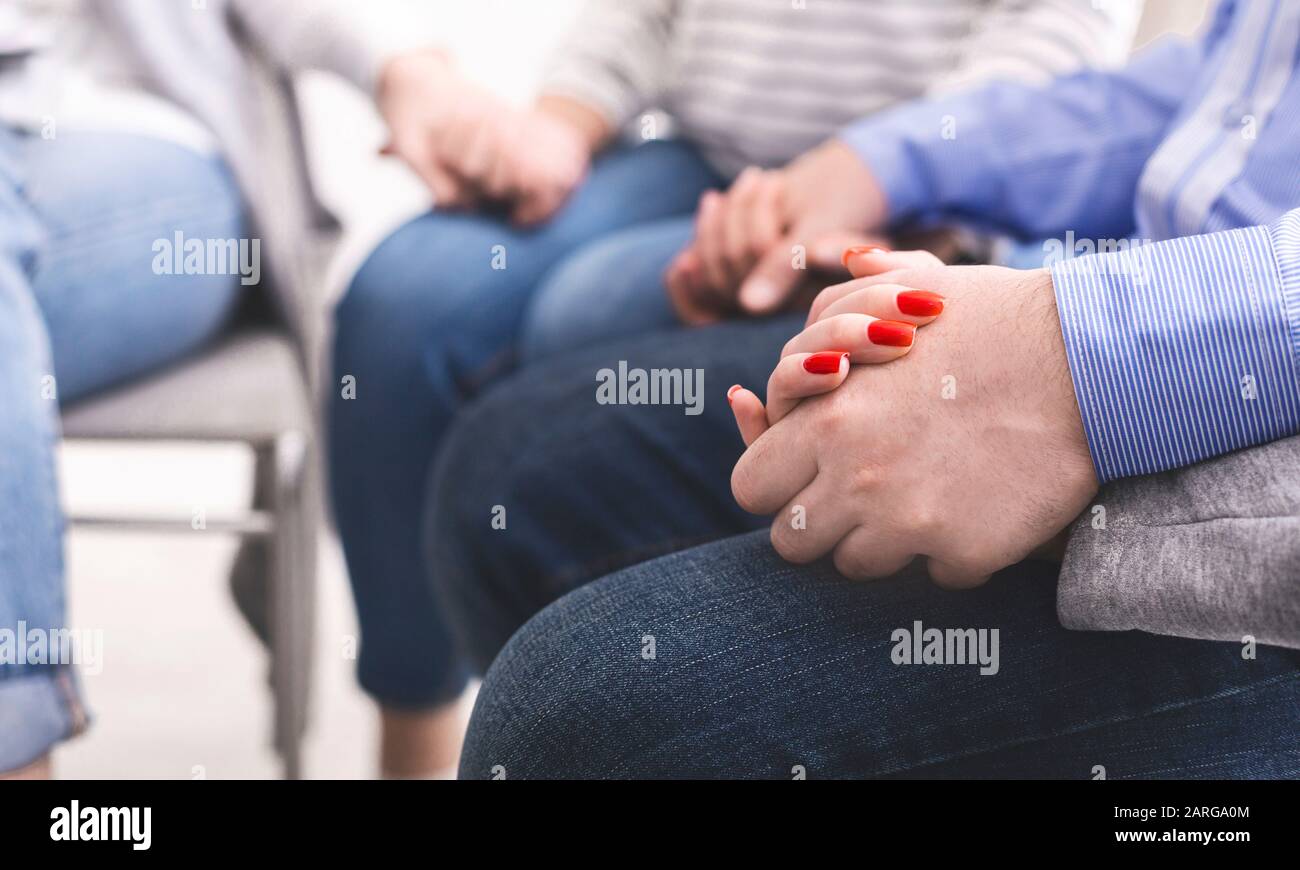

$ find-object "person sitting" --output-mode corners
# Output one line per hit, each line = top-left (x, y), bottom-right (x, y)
(428, 0), (1300, 778)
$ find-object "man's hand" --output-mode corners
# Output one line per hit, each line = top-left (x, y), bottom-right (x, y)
(665, 139), (889, 323)
(731, 265), (1099, 588)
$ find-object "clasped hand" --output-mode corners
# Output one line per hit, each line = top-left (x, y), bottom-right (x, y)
(378, 51), (595, 224)
(729, 248), (1099, 588)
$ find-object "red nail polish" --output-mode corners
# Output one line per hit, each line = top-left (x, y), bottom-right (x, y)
(897, 290), (945, 317)
(867, 320), (915, 348)
(803, 352), (848, 374)
(727, 384), (743, 404)
(841, 244), (892, 268)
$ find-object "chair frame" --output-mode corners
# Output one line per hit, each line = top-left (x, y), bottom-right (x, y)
(65, 426), (317, 779)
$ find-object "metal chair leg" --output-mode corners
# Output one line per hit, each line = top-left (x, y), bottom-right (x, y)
(262, 431), (315, 780)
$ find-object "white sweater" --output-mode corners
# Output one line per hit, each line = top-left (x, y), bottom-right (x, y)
(0, 0), (432, 132)
(544, 0), (1142, 176)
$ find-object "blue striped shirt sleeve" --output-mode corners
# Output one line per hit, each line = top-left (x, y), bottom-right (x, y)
(838, 37), (1200, 241)
(1050, 208), (1300, 483)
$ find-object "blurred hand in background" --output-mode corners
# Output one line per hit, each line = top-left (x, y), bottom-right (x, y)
(377, 51), (605, 224)
(664, 140), (891, 324)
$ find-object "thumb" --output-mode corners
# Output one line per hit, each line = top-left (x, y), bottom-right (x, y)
(738, 234), (803, 315)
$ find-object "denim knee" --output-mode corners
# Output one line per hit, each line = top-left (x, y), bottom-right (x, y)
(332, 254), (429, 386)
(331, 221), (523, 412)
(424, 386), (544, 674)
(456, 581), (654, 780)
(519, 218), (690, 363)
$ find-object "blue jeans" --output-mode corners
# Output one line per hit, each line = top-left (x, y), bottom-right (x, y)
(426, 322), (1300, 778)
(328, 139), (722, 708)
(518, 216), (692, 362)
(0, 129), (245, 770)
(462, 532), (1300, 778)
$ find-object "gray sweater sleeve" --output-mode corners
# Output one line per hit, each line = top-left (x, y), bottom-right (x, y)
(541, 0), (677, 130)
(229, 0), (437, 96)
(928, 0), (1141, 97)
(1058, 434), (1300, 649)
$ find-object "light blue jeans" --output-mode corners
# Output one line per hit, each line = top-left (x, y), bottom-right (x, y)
(0, 128), (245, 771)
(518, 216), (693, 361)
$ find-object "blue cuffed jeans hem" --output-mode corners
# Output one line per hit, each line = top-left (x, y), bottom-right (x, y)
(0, 667), (89, 771)
(358, 661), (472, 713)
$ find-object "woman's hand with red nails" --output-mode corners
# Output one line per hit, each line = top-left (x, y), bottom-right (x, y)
(728, 350), (851, 447)
(728, 250), (949, 453)
(730, 265), (1098, 587)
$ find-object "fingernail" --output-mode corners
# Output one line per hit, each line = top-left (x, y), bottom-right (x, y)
(740, 280), (780, 310)
(803, 352), (849, 374)
(897, 290), (945, 317)
(867, 320), (915, 348)
(727, 384), (743, 404)
(841, 244), (891, 268)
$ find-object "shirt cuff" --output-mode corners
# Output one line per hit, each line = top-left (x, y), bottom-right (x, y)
(1050, 221), (1300, 484)
(838, 103), (940, 226)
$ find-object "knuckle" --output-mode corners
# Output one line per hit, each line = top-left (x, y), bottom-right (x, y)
(769, 523), (801, 562)
(845, 462), (880, 497)
(770, 519), (819, 564)
(832, 543), (871, 581)
(726, 238), (749, 266)
(819, 388), (858, 433)
(928, 554), (990, 590)
(827, 314), (858, 348)
(730, 460), (763, 513)
(899, 503), (940, 536)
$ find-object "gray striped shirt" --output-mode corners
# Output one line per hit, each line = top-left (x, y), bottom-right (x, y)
(545, 0), (1141, 176)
